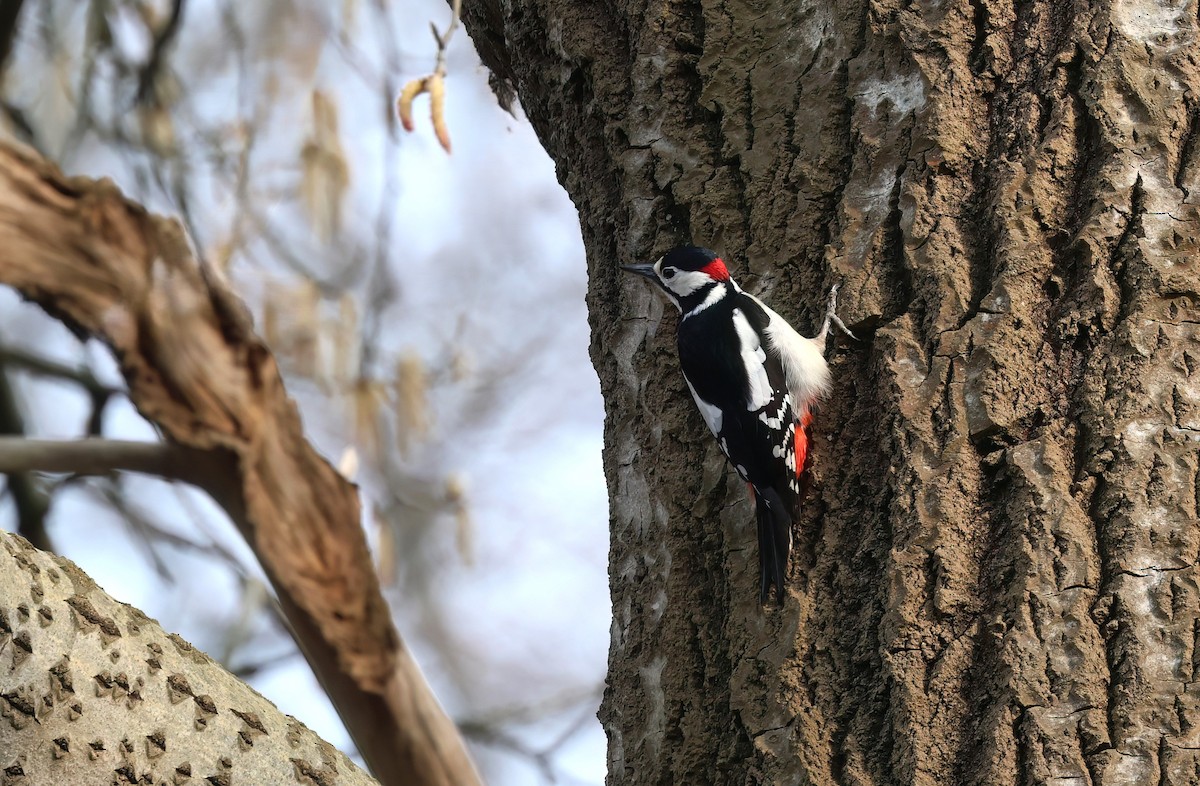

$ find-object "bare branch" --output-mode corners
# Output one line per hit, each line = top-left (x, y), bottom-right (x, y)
(0, 141), (481, 786)
(135, 0), (188, 104)
(0, 344), (120, 434)
(0, 364), (50, 552)
(430, 0), (462, 76)
(0, 344), (120, 396)
(0, 436), (236, 490)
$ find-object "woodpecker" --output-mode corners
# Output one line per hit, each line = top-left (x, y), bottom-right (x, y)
(623, 246), (853, 604)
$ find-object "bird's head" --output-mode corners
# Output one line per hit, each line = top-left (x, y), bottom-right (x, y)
(621, 246), (731, 310)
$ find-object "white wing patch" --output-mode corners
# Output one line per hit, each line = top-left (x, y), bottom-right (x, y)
(747, 294), (831, 412)
(731, 308), (773, 411)
(685, 378), (723, 436)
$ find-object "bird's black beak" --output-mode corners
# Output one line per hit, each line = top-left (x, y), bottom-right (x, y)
(621, 263), (658, 281)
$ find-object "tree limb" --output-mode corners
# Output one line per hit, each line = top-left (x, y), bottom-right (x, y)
(0, 529), (381, 786)
(0, 437), (220, 481)
(0, 140), (481, 786)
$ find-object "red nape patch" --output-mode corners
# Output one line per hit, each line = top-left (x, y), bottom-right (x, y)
(701, 258), (730, 281)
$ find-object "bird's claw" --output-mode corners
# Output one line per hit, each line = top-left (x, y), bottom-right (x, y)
(822, 280), (859, 342)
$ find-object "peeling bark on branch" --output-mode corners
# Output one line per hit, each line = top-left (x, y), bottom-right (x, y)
(0, 531), (381, 786)
(0, 142), (480, 786)
(462, 0), (1200, 783)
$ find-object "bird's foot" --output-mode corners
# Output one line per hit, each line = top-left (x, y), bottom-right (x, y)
(820, 281), (858, 342)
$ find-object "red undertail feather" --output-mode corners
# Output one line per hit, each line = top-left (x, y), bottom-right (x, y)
(794, 411), (812, 478)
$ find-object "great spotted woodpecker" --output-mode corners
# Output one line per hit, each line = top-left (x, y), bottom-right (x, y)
(623, 246), (853, 604)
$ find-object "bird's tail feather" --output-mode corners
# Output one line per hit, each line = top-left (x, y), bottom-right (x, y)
(755, 486), (793, 605)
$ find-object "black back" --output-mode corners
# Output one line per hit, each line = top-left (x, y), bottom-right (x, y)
(677, 289), (800, 507)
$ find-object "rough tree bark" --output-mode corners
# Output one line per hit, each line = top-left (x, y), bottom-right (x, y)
(0, 530), (379, 786)
(462, 0), (1200, 783)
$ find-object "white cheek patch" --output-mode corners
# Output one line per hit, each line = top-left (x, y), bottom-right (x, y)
(731, 308), (773, 410)
(663, 270), (712, 298)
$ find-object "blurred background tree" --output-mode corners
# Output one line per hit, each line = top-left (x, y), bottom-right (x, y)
(0, 1), (608, 783)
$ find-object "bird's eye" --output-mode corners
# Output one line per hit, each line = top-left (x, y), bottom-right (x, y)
(662, 268), (676, 279)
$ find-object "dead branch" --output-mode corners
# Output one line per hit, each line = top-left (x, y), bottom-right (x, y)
(0, 140), (481, 786)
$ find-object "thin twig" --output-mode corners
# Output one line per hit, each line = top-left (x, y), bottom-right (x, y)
(135, 0), (188, 104)
(0, 345), (117, 394)
(230, 648), (301, 680)
(96, 479), (176, 582)
(86, 477), (292, 637)
(0, 366), (50, 552)
(395, 0), (460, 152)
(430, 0), (462, 77)
(0, 344), (122, 434)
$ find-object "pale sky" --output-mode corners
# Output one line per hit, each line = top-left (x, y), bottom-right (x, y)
(0, 1), (610, 783)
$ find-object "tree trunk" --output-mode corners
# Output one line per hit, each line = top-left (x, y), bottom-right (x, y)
(463, 0), (1200, 783)
(0, 531), (379, 786)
